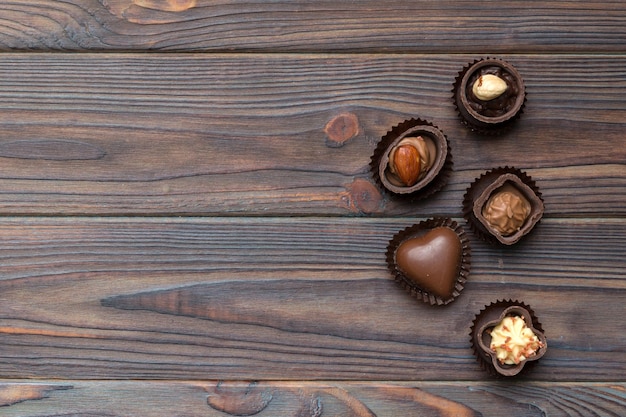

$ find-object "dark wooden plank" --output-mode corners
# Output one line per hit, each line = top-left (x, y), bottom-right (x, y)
(0, 54), (624, 216)
(1, 217), (624, 381)
(0, 1), (626, 53)
(1, 2), (622, 414)
(1, 380), (625, 416)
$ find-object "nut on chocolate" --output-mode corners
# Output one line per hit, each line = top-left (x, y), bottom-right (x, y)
(472, 74), (508, 101)
(388, 136), (432, 187)
(371, 118), (451, 198)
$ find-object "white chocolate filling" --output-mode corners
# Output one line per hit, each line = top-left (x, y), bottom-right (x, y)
(490, 315), (543, 365)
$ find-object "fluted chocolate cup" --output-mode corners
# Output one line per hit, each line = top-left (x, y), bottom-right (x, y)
(371, 118), (452, 199)
(470, 300), (547, 377)
(386, 217), (471, 306)
(463, 167), (544, 245)
(453, 58), (526, 135)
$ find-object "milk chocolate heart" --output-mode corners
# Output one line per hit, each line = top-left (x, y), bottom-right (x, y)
(394, 226), (462, 299)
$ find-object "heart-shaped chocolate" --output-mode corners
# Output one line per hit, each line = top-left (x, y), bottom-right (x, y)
(394, 227), (462, 299)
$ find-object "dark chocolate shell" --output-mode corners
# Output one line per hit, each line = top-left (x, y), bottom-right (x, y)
(452, 58), (526, 135)
(463, 166), (544, 245)
(470, 300), (547, 377)
(370, 118), (452, 198)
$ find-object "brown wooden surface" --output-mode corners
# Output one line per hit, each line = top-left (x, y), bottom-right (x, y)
(0, 1), (625, 53)
(0, 54), (624, 216)
(2, 381), (626, 417)
(1, 1), (625, 416)
(1, 217), (625, 382)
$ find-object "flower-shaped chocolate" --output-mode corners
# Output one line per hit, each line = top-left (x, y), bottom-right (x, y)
(475, 304), (547, 377)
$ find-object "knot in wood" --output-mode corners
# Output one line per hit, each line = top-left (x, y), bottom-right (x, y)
(324, 112), (360, 147)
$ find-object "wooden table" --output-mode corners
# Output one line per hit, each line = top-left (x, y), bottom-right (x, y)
(1, 2), (625, 415)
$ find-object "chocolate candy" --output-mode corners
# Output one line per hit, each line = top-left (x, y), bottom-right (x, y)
(463, 167), (544, 245)
(453, 58), (526, 135)
(371, 119), (452, 198)
(395, 227), (462, 299)
(481, 184), (531, 236)
(470, 300), (547, 377)
(386, 218), (471, 305)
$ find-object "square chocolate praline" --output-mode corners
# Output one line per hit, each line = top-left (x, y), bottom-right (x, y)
(464, 168), (544, 245)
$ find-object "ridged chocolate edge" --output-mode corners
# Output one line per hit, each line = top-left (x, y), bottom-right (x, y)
(451, 58), (527, 136)
(385, 217), (471, 306)
(370, 118), (453, 199)
(469, 299), (545, 377)
(462, 166), (544, 245)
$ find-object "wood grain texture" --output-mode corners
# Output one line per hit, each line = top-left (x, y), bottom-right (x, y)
(1, 380), (625, 416)
(0, 54), (624, 216)
(0, 1), (625, 52)
(1, 217), (624, 381)
(1, 1), (625, 413)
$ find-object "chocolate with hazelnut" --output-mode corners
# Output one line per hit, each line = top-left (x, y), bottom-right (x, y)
(371, 119), (452, 198)
(453, 58), (526, 135)
(472, 74), (508, 101)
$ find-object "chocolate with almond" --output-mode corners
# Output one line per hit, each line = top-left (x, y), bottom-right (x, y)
(371, 118), (452, 199)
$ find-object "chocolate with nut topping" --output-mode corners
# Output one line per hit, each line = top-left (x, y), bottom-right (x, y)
(387, 136), (435, 187)
(465, 65), (520, 118)
(453, 58), (526, 134)
(371, 118), (452, 198)
(490, 315), (544, 365)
